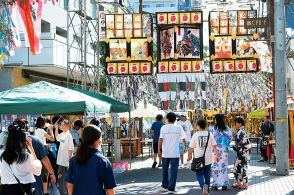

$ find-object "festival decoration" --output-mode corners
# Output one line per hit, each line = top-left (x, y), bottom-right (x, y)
(105, 13), (153, 75)
(156, 11), (204, 74)
(209, 10), (259, 73)
(0, 0), (55, 62)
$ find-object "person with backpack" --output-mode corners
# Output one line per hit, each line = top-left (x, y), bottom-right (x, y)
(209, 114), (233, 191)
(188, 119), (220, 195)
(232, 117), (251, 190)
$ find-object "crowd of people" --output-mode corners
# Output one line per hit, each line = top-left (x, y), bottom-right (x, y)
(0, 116), (116, 195)
(151, 112), (254, 195)
(0, 112), (274, 195)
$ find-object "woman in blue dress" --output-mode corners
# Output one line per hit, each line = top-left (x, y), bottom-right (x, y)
(209, 114), (233, 191)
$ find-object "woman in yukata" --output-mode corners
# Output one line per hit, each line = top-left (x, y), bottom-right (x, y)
(209, 114), (233, 191)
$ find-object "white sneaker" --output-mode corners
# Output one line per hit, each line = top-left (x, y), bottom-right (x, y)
(203, 184), (209, 195)
(161, 187), (168, 192)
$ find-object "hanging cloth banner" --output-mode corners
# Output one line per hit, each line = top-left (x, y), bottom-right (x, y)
(18, 0), (36, 54)
(250, 41), (272, 73)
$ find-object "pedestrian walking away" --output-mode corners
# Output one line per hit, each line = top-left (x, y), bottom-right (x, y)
(66, 125), (116, 195)
(158, 112), (186, 194)
(177, 113), (193, 165)
(209, 114), (233, 190)
(232, 117), (251, 190)
(188, 119), (220, 195)
(150, 114), (165, 168)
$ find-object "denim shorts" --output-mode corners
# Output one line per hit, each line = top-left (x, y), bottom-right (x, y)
(179, 142), (190, 155)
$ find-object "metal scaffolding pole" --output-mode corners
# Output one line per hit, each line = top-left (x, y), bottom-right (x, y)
(66, 0), (99, 91)
(83, 0), (87, 90)
(274, 0), (289, 175)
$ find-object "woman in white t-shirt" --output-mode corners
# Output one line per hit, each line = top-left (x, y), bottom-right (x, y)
(0, 123), (42, 195)
(188, 119), (220, 195)
(34, 117), (55, 145)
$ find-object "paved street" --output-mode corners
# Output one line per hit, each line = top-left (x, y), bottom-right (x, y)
(115, 151), (294, 195)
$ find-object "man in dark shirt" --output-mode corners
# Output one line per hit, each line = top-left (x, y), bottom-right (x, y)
(258, 116), (274, 162)
(31, 136), (56, 195)
(150, 114), (165, 168)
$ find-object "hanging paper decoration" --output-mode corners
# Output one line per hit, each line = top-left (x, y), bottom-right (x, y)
(247, 60), (258, 71)
(118, 63), (129, 74)
(224, 60), (235, 72)
(235, 60), (246, 72)
(209, 10), (259, 73)
(250, 41), (272, 73)
(169, 61), (180, 73)
(181, 61), (191, 72)
(107, 63), (117, 74)
(156, 11), (204, 74)
(105, 13), (153, 76)
(140, 62), (152, 74)
(129, 63), (140, 74)
(168, 13), (179, 24)
(0, 0), (54, 62)
(205, 73), (272, 112)
(0, 2), (15, 61)
(158, 61), (169, 73)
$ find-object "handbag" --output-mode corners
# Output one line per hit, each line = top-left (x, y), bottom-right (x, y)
(8, 165), (35, 195)
(191, 131), (210, 172)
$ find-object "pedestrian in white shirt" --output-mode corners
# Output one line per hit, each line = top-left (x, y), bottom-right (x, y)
(34, 116), (55, 145)
(188, 119), (220, 195)
(55, 119), (74, 195)
(177, 113), (193, 164)
(0, 124), (42, 195)
(158, 112), (186, 194)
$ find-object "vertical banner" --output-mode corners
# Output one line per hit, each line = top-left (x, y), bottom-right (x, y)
(99, 11), (106, 41)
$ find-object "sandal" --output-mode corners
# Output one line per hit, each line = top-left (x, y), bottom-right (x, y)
(232, 183), (242, 188)
(238, 184), (248, 190)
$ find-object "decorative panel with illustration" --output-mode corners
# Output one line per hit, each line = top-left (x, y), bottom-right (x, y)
(105, 14), (153, 75)
(209, 10), (259, 73)
(156, 11), (203, 74)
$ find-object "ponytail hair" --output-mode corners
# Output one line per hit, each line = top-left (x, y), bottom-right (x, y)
(76, 125), (101, 165)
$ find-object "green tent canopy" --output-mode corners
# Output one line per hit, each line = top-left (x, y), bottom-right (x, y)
(248, 108), (267, 119)
(70, 87), (130, 113)
(0, 81), (112, 114)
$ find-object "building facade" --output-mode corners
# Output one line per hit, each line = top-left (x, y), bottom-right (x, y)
(129, 0), (178, 13)
(1, 0), (130, 91)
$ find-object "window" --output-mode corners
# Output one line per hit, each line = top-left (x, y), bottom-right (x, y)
(142, 4), (150, 8)
(41, 20), (50, 33)
(170, 4), (176, 7)
(56, 27), (67, 38)
(156, 4), (165, 7)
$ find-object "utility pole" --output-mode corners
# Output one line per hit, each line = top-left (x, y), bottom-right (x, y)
(274, 0), (289, 175)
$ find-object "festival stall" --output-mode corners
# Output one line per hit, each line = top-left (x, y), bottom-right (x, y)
(118, 102), (165, 159)
(0, 81), (113, 116)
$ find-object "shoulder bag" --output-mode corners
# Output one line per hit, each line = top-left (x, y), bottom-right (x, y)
(8, 165), (35, 195)
(191, 131), (210, 173)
